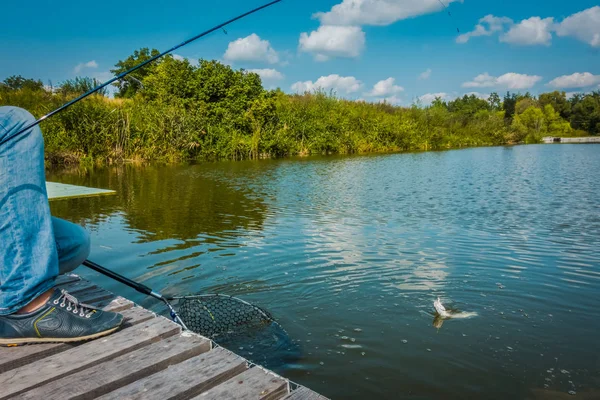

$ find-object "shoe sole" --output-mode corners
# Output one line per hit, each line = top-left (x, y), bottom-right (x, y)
(0, 325), (122, 347)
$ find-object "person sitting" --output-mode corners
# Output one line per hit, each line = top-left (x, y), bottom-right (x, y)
(0, 106), (123, 345)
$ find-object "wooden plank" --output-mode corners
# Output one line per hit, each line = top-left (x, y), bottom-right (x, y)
(120, 306), (158, 328)
(47, 182), (115, 201)
(54, 274), (81, 286)
(0, 342), (77, 374)
(192, 366), (289, 400)
(283, 387), (329, 400)
(102, 297), (134, 312)
(19, 335), (211, 400)
(55, 279), (98, 294)
(76, 287), (115, 304)
(0, 299), (134, 374)
(0, 316), (180, 399)
(91, 296), (129, 310)
(97, 347), (247, 400)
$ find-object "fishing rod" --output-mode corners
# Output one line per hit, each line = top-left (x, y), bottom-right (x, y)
(14, 0), (282, 138)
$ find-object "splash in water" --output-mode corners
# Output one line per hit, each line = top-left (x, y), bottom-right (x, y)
(432, 297), (478, 328)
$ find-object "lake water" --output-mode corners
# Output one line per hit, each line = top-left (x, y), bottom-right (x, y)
(48, 144), (600, 399)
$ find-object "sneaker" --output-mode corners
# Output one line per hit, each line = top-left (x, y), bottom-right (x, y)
(0, 289), (123, 346)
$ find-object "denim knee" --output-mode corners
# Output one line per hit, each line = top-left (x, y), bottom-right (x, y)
(0, 106), (39, 144)
(53, 218), (91, 275)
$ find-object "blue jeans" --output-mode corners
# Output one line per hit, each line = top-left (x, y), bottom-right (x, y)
(0, 106), (90, 315)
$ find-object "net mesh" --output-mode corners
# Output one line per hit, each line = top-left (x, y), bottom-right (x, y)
(175, 294), (275, 338)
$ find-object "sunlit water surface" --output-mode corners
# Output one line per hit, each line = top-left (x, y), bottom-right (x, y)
(49, 144), (600, 399)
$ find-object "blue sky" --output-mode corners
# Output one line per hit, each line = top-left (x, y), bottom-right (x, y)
(1, 0), (599, 104)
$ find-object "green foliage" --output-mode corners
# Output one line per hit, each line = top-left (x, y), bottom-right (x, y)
(1, 50), (596, 165)
(58, 77), (107, 96)
(544, 104), (572, 136)
(515, 97), (539, 115)
(488, 92), (501, 111)
(1, 75), (44, 91)
(111, 48), (160, 98)
(503, 92), (518, 123)
(539, 91), (571, 120)
(447, 95), (490, 120)
(512, 106), (546, 143)
(569, 91), (600, 135)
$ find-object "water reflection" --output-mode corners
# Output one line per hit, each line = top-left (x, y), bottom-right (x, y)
(46, 145), (600, 400)
(48, 164), (268, 243)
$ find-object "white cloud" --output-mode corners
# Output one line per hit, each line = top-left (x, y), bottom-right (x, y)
(555, 6), (600, 47)
(457, 15), (512, 44)
(314, 0), (461, 27)
(462, 72), (542, 90)
(462, 73), (496, 88)
(500, 17), (554, 46)
(247, 68), (284, 82)
(224, 34), (279, 64)
(291, 74), (363, 94)
(419, 68), (432, 80)
(299, 25), (365, 60)
(548, 72), (600, 89)
(74, 60), (98, 74)
(418, 92), (449, 104)
(366, 77), (404, 97)
(459, 7), (600, 48)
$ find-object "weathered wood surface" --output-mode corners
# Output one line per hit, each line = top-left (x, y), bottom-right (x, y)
(20, 336), (211, 400)
(47, 182), (115, 201)
(0, 274), (329, 400)
(98, 347), (247, 400)
(0, 317), (181, 399)
(283, 387), (330, 400)
(193, 366), (289, 400)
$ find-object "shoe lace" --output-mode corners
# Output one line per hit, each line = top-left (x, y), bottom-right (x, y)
(53, 290), (96, 318)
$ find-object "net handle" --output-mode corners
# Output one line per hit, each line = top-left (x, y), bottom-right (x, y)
(83, 260), (189, 330)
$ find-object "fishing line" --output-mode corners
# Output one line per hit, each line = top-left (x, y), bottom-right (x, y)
(13, 0), (282, 138)
(436, 0), (460, 33)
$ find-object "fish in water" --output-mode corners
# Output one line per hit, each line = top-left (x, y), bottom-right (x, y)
(434, 297), (451, 318)
(432, 297), (478, 328)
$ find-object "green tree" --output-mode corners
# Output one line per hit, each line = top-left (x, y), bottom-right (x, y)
(503, 92), (518, 123)
(142, 55), (196, 104)
(543, 104), (572, 136)
(447, 94), (490, 117)
(111, 48), (160, 98)
(512, 106), (546, 142)
(539, 91), (571, 120)
(488, 92), (501, 111)
(1, 75), (44, 91)
(570, 92), (600, 134)
(430, 97), (447, 109)
(515, 97), (539, 115)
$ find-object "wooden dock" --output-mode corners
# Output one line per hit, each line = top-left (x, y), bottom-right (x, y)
(542, 136), (600, 144)
(0, 274), (327, 400)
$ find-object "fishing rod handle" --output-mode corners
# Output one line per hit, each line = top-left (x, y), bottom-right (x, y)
(82, 260), (162, 300)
